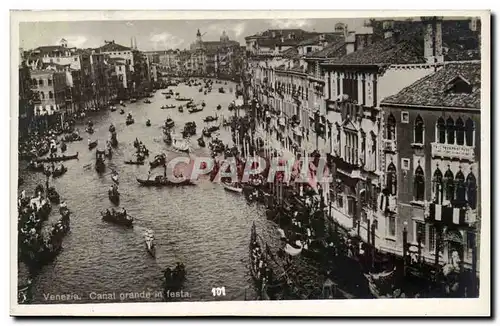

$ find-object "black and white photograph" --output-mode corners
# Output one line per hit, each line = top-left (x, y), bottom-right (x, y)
(10, 10), (490, 316)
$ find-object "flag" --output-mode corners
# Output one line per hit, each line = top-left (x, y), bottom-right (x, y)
(453, 208), (460, 225)
(435, 204), (442, 221)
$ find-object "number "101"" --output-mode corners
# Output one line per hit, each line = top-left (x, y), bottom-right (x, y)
(211, 287), (226, 296)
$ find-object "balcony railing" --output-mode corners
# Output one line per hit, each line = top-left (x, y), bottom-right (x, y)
(383, 139), (397, 153)
(431, 142), (475, 161)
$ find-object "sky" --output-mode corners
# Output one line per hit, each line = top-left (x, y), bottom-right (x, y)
(19, 18), (369, 51)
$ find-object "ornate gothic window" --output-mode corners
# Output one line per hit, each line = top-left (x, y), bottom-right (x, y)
(433, 168), (443, 204)
(414, 165), (425, 201)
(414, 115), (424, 144)
(386, 162), (397, 196)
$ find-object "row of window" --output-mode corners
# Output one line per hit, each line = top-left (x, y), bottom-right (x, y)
(32, 78), (53, 87)
(37, 91), (55, 100)
(386, 114), (475, 146)
(385, 163), (477, 208)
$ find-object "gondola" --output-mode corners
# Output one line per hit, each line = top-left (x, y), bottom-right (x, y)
(47, 187), (60, 204)
(110, 106), (117, 112)
(165, 95), (171, 99)
(175, 97), (192, 102)
(163, 263), (186, 292)
(51, 165), (68, 178)
(161, 105), (176, 109)
(60, 142), (67, 152)
(110, 132), (118, 148)
(144, 229), (156, 257)
(216, 104), (222, 110)
(100, 210), (133, 227)
(126, 117), (135, 125)
(164, 118), (175, 129)
(202, 129), (212, 138)
(111, 172), (119, 184)
(150, 154), (167, 169)
(108, 188), (120, 205)
(146, 119), (151, 127)
(130, 98), (137, 103)
(120, 109), (125, 114)
(136, 176), (195, 187)
(109, 125), (116, 133)
(27, 161), (45, 172)
(188, 106), (203, 114)
(85, 126), (94, 134)
(124, 160), (145, 165)
(207, 125), (220, 133)
(199, 88), (203, 92)
(88, 140), (98, 150)
(172, 139), (190, 152)
(203, 115), (218, 123)
(222, 182), (243, 193)
(144, 99), (152, 104)
(197, 137), (205, 148)
(35, 153), (79, 163)
(178, 106), (184, 113)
(218, 87), (225, 93)
(163, 132), (172, 145)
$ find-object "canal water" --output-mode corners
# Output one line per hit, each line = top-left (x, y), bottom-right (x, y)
(18, 79), (282, 303)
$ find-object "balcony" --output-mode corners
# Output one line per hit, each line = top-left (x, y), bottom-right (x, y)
(383, 139), (397, 153)
(431, 142), (475, 161)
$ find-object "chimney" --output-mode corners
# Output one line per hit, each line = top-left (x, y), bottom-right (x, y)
(382, 20), (394, 39)
(421, 16), (444, 64)
(345, 31), (356, 54)
(355, 26), (374, 51)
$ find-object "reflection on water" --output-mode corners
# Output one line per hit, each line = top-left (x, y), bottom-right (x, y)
(19, 80), (279, 303)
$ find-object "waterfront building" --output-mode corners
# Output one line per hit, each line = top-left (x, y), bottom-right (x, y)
(245, 29), (318, 57)
(380, 61), (480, 274)
(30, 69), (67, 118)
(18, 53), (34, 137)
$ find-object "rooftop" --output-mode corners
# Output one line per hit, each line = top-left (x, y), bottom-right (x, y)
(97, 41), (131, 53)
(298, 33), (343, 46)
(381, 62), (481, 109)
(324, 32), (426, 66)
(306, 40), (346, 59)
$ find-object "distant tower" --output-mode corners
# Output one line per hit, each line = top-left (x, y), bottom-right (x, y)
(130, 37), (134, 49)
(196, 29), (203, 43)
(60, 38), (68, 48)
(220, 30), (229, 43)
(134, 37), (138, 50)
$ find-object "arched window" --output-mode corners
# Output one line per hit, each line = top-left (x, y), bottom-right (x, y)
(433, 168), (443, 204)
(455, 170), (466, 204)
(466, 172), (477, 209)
(446, 117), (455, 144)
(38, 79), (43, 86)
(465, 118), (475, 146)
(456, 117), (465, 145)
(444, 167), (455, 201)
(414, 165), (425, 201)
(48, 91), (53, 99)
(32, 78), (37, 86)
(40, 92), (45, 100)
(386, 114), (396, 140)
(414, 115), (424, 144)
(386, 162), (397, 196)
(437, 117), (446, 143)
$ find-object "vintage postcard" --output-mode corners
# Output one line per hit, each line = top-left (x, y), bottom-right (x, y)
(10, 10), (491, 316)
